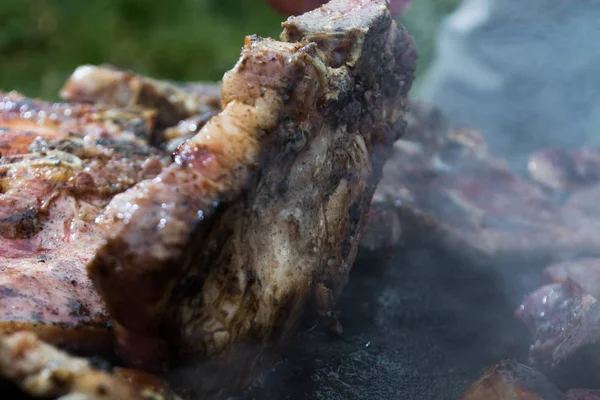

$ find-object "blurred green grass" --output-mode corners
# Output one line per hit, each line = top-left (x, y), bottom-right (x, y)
(0, 0), (458, 100)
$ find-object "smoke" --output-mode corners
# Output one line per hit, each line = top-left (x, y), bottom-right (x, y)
(416, 0), (600, 170)
(233, 247), (531, 400)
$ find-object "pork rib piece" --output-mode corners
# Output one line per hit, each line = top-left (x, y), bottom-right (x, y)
(87, 0), (415, 396)
(0, 91), (171, 354)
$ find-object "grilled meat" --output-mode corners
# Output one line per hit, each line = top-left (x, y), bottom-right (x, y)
(85, 1), (415, 397)
(0, 0), (415, 399)
(0, 331), (181, 400)
(0, 91), (171, 354)
(361, 101), (600, 268)
(528, 147), (600, 193)
(61, 65), (222, 129)
(460, 361), (600, 400)
(516, 280), (600, 390)
(516, 281), (595, 366)
(161, 112), (219, 153)
(458, 360), (563, 400)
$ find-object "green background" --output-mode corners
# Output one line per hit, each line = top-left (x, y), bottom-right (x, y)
(0, 0), (458, 100)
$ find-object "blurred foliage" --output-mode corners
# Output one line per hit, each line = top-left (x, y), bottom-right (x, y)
(400, 0), (460, 93)
(0, 0), (458, 100)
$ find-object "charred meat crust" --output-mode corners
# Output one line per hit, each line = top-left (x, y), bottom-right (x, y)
(0, 1), (416, 398)
(86, 2), (416, 397)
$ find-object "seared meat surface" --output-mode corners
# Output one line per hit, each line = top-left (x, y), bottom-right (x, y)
(0, 91), (171, 354)
(0, 0), (415, 399)
(459, 359), (600, 399)
(516, 275), (600, 390)
(458, 360), (563, 400)
(516, 281), (596, 369)
(86, 0), (415, 397)
(0, 331), (181, 400)
(61, 65), (222, 129)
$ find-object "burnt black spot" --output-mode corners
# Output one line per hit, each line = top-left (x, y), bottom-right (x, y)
(0, 207), (39, 238)
(126, 118), (150, 139)
(347, 202), (361, 236)
(48, 138), (84, 154)
(340, 236), (352, 261)
(31, 312), (43, 323)
(96, 384), (109, 396)
(390, 118), (408, 142)
(0, 285), (18, 297)
(276, 180), (288, 195)
(247, 269), (257, 284)
(88, 356), (113, 372)
(68, 299), (91, 320)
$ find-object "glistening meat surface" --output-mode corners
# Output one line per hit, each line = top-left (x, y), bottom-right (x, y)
(0, 91), (173, 354)
(85, 0), (415, 398)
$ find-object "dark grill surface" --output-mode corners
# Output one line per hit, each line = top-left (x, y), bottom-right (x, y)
(235, 248), (537, 400)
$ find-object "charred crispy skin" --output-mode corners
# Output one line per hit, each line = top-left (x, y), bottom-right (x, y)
(87, 0), (415, 397)
(0, 92), (170, 354)
(0, 331), (181, 400)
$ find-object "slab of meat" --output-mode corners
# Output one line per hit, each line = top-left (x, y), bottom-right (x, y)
(516, 280), (600, 390)
(458, 360), (563, 400)
(0, 331), (181, 400)
(459, 360), (600, 399)
(0, 90), (176, 355)
(361, 101), (600, 271)
(83, 1), (414, 398)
